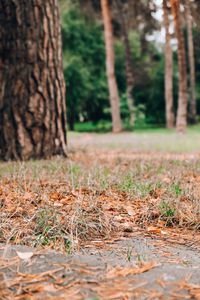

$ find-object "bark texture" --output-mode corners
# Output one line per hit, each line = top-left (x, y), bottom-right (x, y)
(185, 0), (196, 124)
(163, 0), (174, 129)
(0, 0), (67, 160)
(115, 0), (135, 126)
(170, 0), (188, 133)
(101, 0), (122, 133)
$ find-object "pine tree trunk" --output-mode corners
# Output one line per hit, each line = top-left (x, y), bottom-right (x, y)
(116, 0), (135, 126)
(0, 0), (67, 160)
(185, 0), (196, 124)
(163, 0), (175, 129)
(101, 0), (122, 133)
(170, 0), (188, 134)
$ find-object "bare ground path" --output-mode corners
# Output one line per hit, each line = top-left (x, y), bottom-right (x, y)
(1, 234), (200, 299)
(1, 132), (200, 299)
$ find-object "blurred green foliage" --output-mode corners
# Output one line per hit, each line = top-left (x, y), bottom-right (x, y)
(61, 3), (108, 130)
(61, 1), (200, 131)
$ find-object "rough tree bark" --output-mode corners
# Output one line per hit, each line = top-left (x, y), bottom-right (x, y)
(115, 0), (135, 126)
(170, 0), (188, 133)
(185, 0), (196, 124)
(100, 0), (122, 133)
(163, 0), (174, 129)
(0, 0), (67, 160)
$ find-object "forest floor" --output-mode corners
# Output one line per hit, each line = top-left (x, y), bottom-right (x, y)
(1, 131), (200, 299)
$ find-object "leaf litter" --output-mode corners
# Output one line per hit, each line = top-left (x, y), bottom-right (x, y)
(1, 138), (200, 299)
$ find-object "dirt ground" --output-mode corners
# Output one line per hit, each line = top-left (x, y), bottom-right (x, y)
(1, 234), (200, 299)
(1, 132), (200, 299)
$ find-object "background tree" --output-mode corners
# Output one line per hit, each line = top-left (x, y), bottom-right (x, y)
(185, 0), (196, 124)
(75, 0), (163, 124)
(60, 0), (200, 131)
(170, 0), (188, 133)
(115, 0), (135, 126)
(163, 0), (174, 129)
(100, 0), (122, 132)
(0, 0), (67, 160)
(190, 0), (200, 30)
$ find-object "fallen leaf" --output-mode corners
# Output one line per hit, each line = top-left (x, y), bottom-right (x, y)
(16, 251), (34, 261)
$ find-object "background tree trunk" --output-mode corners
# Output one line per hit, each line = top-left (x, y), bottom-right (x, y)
(115, 0), (135, 126)
(0, 0), (67, 160)
(100, 0), (122, 133)
(185, 0), (196, 124)
(163, 0), (174, 129)
(190, 1), (200, 30)
(170, 0), (188, 134)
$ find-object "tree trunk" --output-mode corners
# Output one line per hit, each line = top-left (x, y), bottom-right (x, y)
(185, 0), (196, 124)
(115, 0), (135, 126)
(0, 0), (67, 160)
(190, 1), (200, 30)
(170, 0), (188, 134)
(100, 0), (122, 133)
(163, 0), (175, 129)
